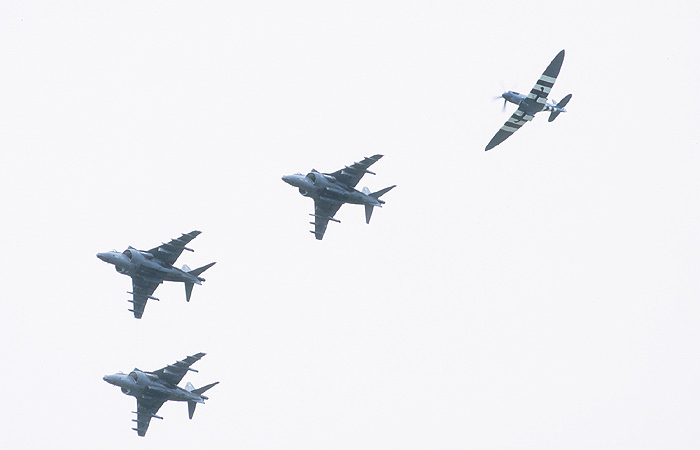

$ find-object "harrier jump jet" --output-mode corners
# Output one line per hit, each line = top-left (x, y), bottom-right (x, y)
(282, 155), (396, 240)
(486, 49), (572, 151)
(103, 352), (218, 437)
(97, 231), (215, 318)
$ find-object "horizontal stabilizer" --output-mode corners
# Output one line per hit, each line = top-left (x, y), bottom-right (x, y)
(365, 185), (396, 223)
(187, 382), (219, 419)
(193, 381), (220, 396)
(549, 93), (572, 122)
(370, 185), (396, 200)
(184, 262), (216, 302)
(187, 262), (217, 278)
(557, 93), (572, 108)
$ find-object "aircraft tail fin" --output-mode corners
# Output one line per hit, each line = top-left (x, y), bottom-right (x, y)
(183, 262), (216, 302)
(188, 401), (197, 420)
(192, 381), (220, 397)
(186, 381), (219, 419)
(370, 185), (396, 201)
(187, 262), (217, 278)
(364, 185), (396, 224)
(548, 94), (572, 122)
(365, 205), (374, 224)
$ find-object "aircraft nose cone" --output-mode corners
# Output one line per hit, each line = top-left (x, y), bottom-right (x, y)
(103, 374), (118, 385)
(282, 175), (294, 185)
(97, 252), (108, 262)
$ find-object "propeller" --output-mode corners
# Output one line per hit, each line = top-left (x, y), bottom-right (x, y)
(492, 94), (507, 112)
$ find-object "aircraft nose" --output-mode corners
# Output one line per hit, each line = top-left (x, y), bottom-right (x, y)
(103, 374), (118, 385)
(97, 252), (108, 262)
(282, 175), (292, 184)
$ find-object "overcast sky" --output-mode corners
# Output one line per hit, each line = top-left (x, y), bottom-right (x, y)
(1, 1), (699, 449)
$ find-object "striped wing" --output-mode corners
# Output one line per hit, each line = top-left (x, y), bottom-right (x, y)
(526, 49), (565, 109)
(485, 108), (536, 151)
(485, 50), (565, 151)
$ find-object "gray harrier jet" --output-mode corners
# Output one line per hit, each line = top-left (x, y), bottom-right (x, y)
(486, 49), (572, 151)
(97, 231), (215, 318)
(103, 352), (218, 437)
(282, 155), (396, 240)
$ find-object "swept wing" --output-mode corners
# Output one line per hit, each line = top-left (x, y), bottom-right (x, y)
(148, 352), (207, 386)
(129, 276), (161, 319)
(134, 396), (166, 437)
(147, 231), (202, 266)
(311, 198), (343, 240)
(328, 154), (383, 188)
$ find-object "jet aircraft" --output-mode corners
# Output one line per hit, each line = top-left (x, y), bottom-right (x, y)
(282, 154), (396, 240)
(485, 49), (572, 151)
(103, 352), (218, 437)
(97, 231), (215, 318)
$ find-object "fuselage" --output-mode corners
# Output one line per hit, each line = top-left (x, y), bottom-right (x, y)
(502, 90), (567, 116)
(96, 249), (201, 285)
(103, 371), (205, 404)
(282, 171), (382, 206)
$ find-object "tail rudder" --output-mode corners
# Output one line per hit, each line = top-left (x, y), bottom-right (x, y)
(365, 185), (396, 224)
(188, 402), (197, 419)
(183, 262), (216, 302)
(364, 205), (374, 224)
(186, 381), (219, 419)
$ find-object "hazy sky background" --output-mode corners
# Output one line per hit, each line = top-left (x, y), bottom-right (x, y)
(1, 1), (699, 449)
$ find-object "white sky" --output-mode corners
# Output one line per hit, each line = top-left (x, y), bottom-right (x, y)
(1, 1), (699, 449)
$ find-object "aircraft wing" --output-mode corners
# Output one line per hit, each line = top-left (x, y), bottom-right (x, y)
(133, 396), (166, 437)
(130, 276), (161, 319)
(311, 198), (343, 240)
(328, 155), (383, 188)
(147, 231), (201, 266)
(485, 107), (536, 151)
(149, 352), (207, 387)
(525, 49), (565, 109)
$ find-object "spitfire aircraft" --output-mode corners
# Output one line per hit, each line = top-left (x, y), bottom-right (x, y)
(97, 231), (215, 318)
(282, 154), (396, 240)
(485, 49), (572, 151)
(103, 352), (219, 437)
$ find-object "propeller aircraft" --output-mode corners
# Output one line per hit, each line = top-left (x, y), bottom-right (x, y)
(486, 49), (572, 151)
